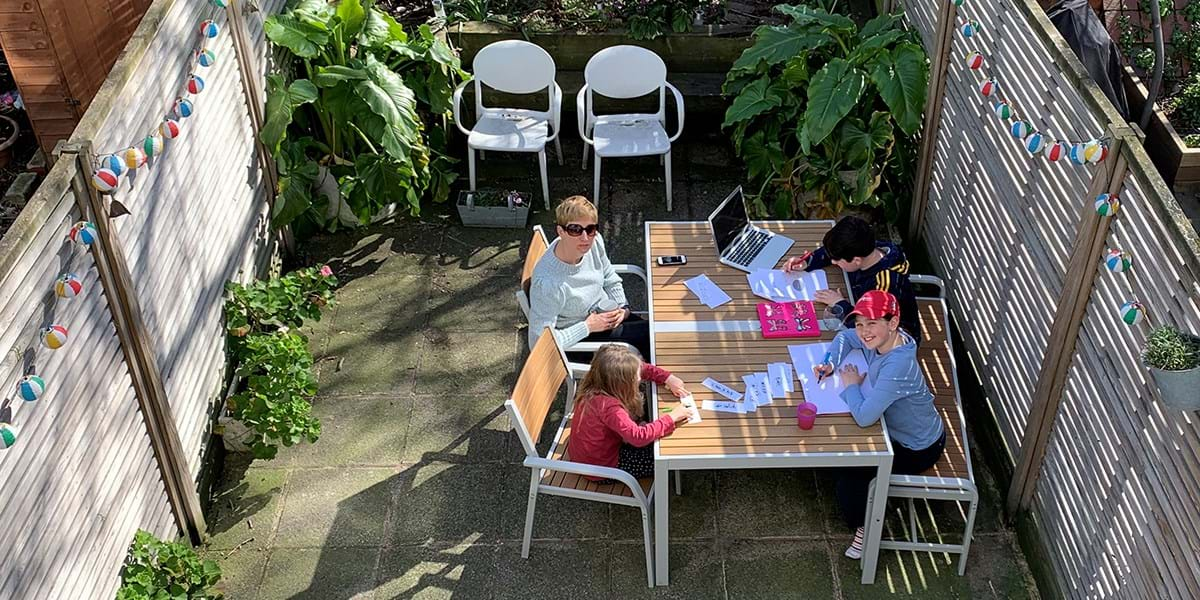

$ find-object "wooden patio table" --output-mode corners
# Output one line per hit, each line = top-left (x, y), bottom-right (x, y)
(643, 220), (895, 586)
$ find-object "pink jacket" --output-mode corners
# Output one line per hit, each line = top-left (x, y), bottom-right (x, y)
(568, 363), (676, 479)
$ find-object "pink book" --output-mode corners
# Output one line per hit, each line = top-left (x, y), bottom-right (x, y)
(757, 301), (821, 338)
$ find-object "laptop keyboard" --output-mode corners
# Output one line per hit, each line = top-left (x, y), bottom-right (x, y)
(727, 229), (772, 266)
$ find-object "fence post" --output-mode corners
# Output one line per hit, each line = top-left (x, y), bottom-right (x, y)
(63, 141), (207, 544)
(906, 0), (957, 243)
(1004, 124), (1134, 516)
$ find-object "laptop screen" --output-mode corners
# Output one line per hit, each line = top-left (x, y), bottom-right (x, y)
(708, 187), (749, 254)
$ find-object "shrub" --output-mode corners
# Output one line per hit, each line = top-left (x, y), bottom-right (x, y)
(115, 530), (221, 600)
(604, 0), (724, 40)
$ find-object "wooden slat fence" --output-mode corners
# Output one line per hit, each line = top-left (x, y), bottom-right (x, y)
(0, 0), (281, 596)
(904, 0), (1200, 596)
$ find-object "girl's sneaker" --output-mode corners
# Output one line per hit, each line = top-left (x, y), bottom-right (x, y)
(845, 527), (864, 559)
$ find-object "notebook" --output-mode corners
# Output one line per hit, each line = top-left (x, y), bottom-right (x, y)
(756, 301), (821, 339)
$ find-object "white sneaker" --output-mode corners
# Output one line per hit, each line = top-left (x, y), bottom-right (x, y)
(844, 527), (864, 560)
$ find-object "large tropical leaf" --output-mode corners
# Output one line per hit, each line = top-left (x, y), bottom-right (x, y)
(336, 0), (366, 38)
(775, 5), (856, 35)
(264, 13), (329, 58)
(355, 153), (414, 205)
(313, 65), (368, 87)
(262, 76), (318, 153)
(731, 26), (832, 72)
(847, 30), (905, 65)
(801, 59), (866, 150)
(723, 78), (784, 126)
(869, 43), (928, 135)
(359, 6), (403, 47)
(839, 112), (893, 167)
(354, 55), (420, 161)
(741, 131), (787, 183)
(859, 13), (900, 39)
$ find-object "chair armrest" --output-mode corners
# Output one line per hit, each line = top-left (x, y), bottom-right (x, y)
(452, 80), (472, 136)
(524, 456), (649, 504)
(612, 263), (647, 284)
(666, 82), (685, 143)
(545, 82), (563, 142)
(566, 341), (641, 359)
(910, 274), (945, 298)
(576, 86), (594, 146)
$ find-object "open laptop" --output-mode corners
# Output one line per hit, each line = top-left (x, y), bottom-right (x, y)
(708, 186), (795, 272)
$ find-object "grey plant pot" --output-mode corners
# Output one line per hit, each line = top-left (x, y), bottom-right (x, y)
(1149, 365), (1200, 411)
(456, 190), (530, 229)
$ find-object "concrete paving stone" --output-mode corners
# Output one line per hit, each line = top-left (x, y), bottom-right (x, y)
(317, 329), (423, 396)
(688, 180), (750, 221)
(329, 273), (432, 333)
(390, 461), (505, 545)
(277, 396), (412, 467)
(605, 154), (669, 183)
(206, 467), (288, 551)
(498, 464), (611, 541)
(412, 330), (519, 397)
(611, 471), (718, 541)
(426, 240), (523, 333)
(311, 220), (445, 277)
(403, 396), (511, 463)
(374, 542), (500, 599)
(836, 534), (1036, 599)
(610, 541), (723, 599)
(723, 539), (836, 599)
(258, 547), (379, 600)
(684, 138), (742, 171)
(492, 540), (611, 599)
(274, 467), (398, 548)
(717, 469), (832, 539)
(204, 546), (267, 599)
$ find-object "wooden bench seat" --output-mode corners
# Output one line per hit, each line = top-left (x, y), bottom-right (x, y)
(543, 422), (654, 498)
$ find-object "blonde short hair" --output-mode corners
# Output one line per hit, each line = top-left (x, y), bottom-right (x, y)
(556, 195), (598, 225)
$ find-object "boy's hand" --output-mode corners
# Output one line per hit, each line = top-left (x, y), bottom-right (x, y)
(782, 256), (808, 273)
(814, 289), (844, 306)
(812, 363), (835, 381)
(840, 364), (865, 386)
(665, 375), (689, 398)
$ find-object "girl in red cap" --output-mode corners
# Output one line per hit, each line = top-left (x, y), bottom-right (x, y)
(812, 290), (946, 559)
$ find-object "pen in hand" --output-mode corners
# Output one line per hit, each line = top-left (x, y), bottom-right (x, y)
(816, 351), (832, 384)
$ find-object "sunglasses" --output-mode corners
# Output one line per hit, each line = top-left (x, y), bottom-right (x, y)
(560, 223), (600, 237)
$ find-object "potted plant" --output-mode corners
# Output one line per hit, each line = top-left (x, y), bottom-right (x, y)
(1143, 325), (1200, 410)
(456, 188), (529, 228)
(116, 530), (222, 600)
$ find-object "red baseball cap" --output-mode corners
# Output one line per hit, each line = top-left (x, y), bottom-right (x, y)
(849, 290), (900, 320)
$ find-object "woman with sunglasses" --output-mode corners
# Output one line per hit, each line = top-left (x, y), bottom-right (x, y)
(528, 196), (651, 361)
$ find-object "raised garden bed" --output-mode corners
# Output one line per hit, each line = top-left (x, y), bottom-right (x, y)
(1124, 67), (1200, 190)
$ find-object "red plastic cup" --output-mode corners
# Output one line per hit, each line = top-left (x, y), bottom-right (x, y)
(796, 402), (818, 430)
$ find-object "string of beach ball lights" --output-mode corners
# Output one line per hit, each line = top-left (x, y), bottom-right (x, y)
(89, 3), (227, 196)
(3, 1), (231, 451)
(951, 0), (1145, 329)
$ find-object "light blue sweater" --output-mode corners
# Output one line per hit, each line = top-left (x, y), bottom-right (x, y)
(829, 329), (944, 450)
(528, 234), (627, 350)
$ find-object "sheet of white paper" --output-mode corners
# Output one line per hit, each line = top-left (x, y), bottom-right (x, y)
(742, 374), (763, 408)
(702, 377), (742, 401)
(753, 372), (773, 405)
(701, 399), (748, 414)
(787, 342), (872, 414)
(679, 394), (702, 424)
(746, 269), (829, 302)
(683, 274), (733, 308)
(767, 362), (793, 396)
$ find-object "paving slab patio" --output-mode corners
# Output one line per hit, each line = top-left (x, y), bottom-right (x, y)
(204, 136), (1040, 599)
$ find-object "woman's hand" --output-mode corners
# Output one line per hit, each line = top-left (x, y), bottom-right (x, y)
(813, 289), (844, 306)
(840, 364), (865, 386)
(611, 306), (630, 328)
(665, 375), (689, 398)
(585, 310), (621, 333)
(668, 405), (693, 424)
(782, 256), (808, 273)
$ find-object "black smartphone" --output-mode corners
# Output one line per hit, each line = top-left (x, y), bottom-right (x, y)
(656, 255), (687, 266)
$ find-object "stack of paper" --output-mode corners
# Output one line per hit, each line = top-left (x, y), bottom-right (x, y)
(683, 274), (732, 308)
(747, 269), (828, 302)
(786, 342), (872, 414)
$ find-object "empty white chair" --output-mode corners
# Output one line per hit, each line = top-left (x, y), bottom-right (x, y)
(577, 46), (684, 211)
(454, 40), (563, 209)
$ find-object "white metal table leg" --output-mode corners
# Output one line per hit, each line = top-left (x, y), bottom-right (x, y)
(654, 458), (669, 585)
(861, 456), (893, 584)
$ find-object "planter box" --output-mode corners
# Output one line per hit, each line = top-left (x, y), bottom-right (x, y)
(1123, 67), (1200, 190)
(457, 190), (530, 228)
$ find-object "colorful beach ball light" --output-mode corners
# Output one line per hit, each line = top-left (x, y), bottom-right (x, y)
(1010, 121), (1032, 139)
(18, 375), (45, 402)
(211, 0), (228, 7)
(100, 153), (125, 177)
(1084, 140), (1108, 164)
(42, 325), (69, 350)
(91, 168), (119, 193)
(0, 423), (17, 450)
(200, 20), (220, 38)
(174, 98), (194, 119)
(1068, 143), (1088, 165)
(993, 102), (1012, 119)
(1024, 132), (1046, 154)
(1119, 301), (1145, 325)
(1044, 141), (1068, 162)
(953, 0), (965, 6)
(197, 49), (217, 67)
(69, 221), (97, 245)
(1105, 249), (1132, 273)
(122, 147), (147, 170)
(143, 134), (164, 158)
(187, 75), (205, 94)
(961, 20), (980, 37)
(1095, 193), (1120, 216)
(979, 79), (998, 97)
(160, 119), (181, 139)
(966, 52), (984, 70)
(55, 273), (83, 298)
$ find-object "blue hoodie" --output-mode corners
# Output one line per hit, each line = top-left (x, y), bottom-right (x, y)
(806, 241), (921, 344)
(828, 328), (944, 451)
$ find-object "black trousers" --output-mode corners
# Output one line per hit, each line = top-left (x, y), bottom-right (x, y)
(616, 444), (656, 478)
(566, 313), (651, 363)
(836, 430), (947, 529)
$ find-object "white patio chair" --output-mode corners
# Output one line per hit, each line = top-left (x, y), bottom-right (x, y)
(453, 40), (563, 209)
(577, 46), (684, 211)
(507, 327), (658, 587)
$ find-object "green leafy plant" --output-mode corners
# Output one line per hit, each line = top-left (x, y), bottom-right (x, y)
(225, 265), (338, 338)
(115, 530), (222, 600)
(461, 189), (527, 207)
(722, 6), (928, 220)
(264, 0), (467, 232)
(1143, 325), (1200, 371)
(603, 0), (723, 40)
(1166, 73), (1200, 139)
